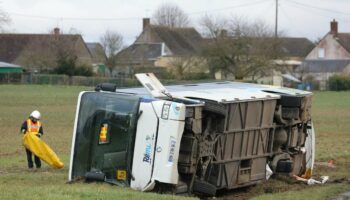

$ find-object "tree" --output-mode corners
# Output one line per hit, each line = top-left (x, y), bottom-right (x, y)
(152, 3), (190, 28)
(55, 55), (92, 76)
(53, 33), (93, 76)
(200, 15), (284, 80)
(0, 7), (10, 32)
(168, 56), (206, 79)
(17, 29), (92, 76)
(16, 38), (57, 72)
(100, 30), (123, 73)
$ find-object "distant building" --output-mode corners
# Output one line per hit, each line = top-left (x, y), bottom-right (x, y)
(0, 61), (23, 83)
(276, 37), (315, 68)
(257, 37), (314, 86)
(135, 18), (202, 57)
(86, 42), (108, 76)
(0, 61), (23, 73)
(86, 42), (107, 64)
(116, 43), (164, 68)
(0, 28), (93, 73)
(115, 18), (206, 76)
(117, 18), (314, 83)
(300, 19), (350, 89)
(214, 35), (314, 85)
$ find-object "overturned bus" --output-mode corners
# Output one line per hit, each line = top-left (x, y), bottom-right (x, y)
(69, 73), (315, 196)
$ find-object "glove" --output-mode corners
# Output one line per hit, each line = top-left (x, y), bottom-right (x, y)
(36, 133), (43, 138)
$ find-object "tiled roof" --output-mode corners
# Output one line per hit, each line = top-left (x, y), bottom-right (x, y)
(337, 33), (350, 53)
(116, 43), (162, 64)
(86, 42), (107, 63)
(0, 61), (21, 68)
(149, 25), (203, 55)
(0, 34), (82, 63)
(201, 36), (314, 58)
(279, 37), (315, 57)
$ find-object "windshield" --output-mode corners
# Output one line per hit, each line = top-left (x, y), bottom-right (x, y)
(71, 92), (140, 183)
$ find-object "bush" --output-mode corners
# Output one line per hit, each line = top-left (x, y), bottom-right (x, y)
(182, 72), (211, 80)
(74, 66), (93, 77)
(133, 67), (171, 79)
(54, 57), (93, 77)
(329, 75), (350, 91)
(55, 58), (76, 76)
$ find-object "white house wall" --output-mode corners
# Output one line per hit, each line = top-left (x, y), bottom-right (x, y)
(343, 64), (350, 75)
(305, 34), (350, 60)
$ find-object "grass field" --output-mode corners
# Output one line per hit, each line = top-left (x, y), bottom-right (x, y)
(0, 85), (349, 199)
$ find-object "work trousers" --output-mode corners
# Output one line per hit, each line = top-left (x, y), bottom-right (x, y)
(25, 148), (41, 168)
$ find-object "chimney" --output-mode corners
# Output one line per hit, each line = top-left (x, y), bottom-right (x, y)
(330, 19), (338, 36)
(53, 27), (60, 35)
(143, 18), (150, 30)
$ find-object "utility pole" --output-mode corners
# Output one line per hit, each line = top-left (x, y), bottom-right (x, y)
(275, 0), (278, 38)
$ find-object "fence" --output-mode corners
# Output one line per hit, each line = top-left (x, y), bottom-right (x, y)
(0, 73), (216, 88)
(6, 73), (343, 91)
(0, 73), (22, 84)
(0, 73), (142, 88)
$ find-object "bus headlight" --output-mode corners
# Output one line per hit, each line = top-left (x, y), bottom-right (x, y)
(161, 102), (171, 119)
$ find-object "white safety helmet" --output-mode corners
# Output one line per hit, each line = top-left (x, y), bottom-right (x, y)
(30, 110), (41, 120)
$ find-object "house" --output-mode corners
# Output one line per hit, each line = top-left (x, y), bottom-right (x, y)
(116, 43), (164, 68)
(86, 42), (108, 75)
(276, 37), (315, 68)
(135, 18), (202, 56)
(117, 18), (313, 83)
(0, 28), (93, 73)
(0, 61), (23, 73)
(300, 19), (350, 89)
(86, 42), (107, 64)
(256, 37), (314, 86)
(212, 34), (314, 85)
(115, 18), (206, 76)
(0, 61), (23, 83)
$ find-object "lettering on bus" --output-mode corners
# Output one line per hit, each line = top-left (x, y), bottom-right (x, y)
(143, 135), (152, 164)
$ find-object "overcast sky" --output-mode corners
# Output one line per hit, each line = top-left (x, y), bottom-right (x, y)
(2, 0), (350, 45)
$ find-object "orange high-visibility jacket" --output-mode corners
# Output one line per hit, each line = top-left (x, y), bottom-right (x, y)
(27, 119), (42, 134)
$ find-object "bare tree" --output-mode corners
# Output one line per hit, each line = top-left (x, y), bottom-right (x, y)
(16, 30), (89, 75)
(100, 30), (123, 72)
(0, 7), (10, 32)
(200, 15), (284, 80)
(200, 14), (227, 38)
(152, 3), (190, 28)
(168, 56), (206, 79)
(16, 39), (57, 72)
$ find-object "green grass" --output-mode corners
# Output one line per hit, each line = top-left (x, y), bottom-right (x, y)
(0, 85), (349, 199)
(313, 92), (350, 161)
(0, 85), (192, 200)
(0, 170), (187, 200)
(251, 183), (349, 200)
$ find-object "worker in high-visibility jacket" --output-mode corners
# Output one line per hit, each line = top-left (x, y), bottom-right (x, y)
(20, 110), (44, 169)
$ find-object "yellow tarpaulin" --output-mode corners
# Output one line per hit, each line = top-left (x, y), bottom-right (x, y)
(23, 132), (64, 169)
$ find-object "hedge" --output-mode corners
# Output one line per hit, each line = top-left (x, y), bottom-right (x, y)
(328, 75), (350, 91)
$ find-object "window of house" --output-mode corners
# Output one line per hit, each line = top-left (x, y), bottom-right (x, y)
(318, 48), (325, 58)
